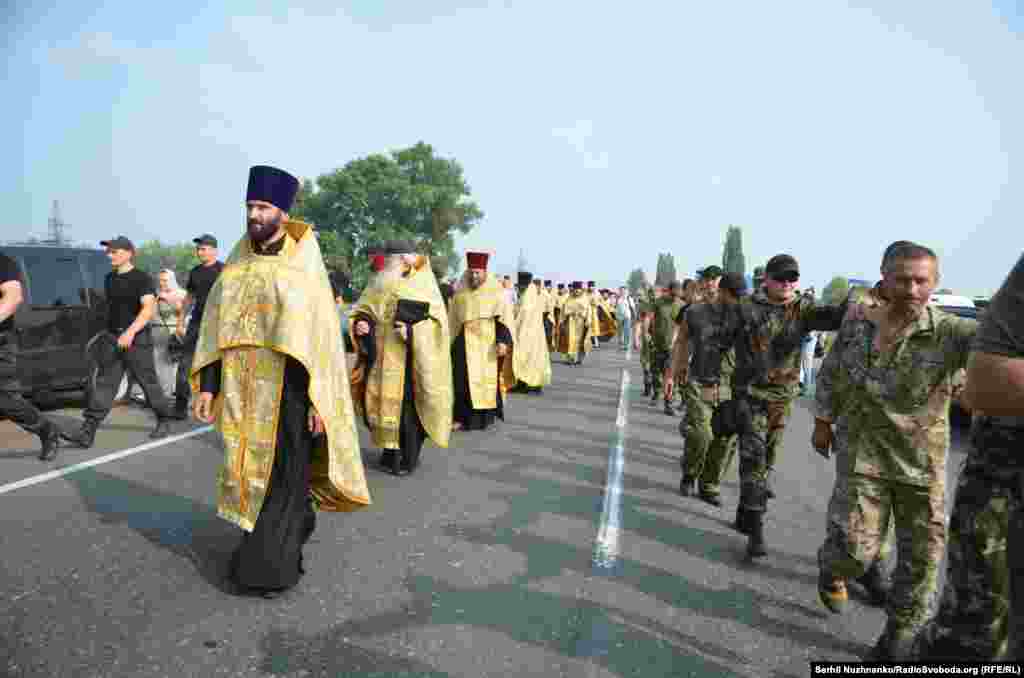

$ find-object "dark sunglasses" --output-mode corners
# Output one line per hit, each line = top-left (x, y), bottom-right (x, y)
(771, 272), (800, 284)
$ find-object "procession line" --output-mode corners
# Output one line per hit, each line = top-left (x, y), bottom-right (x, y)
(0, 425), (214, 497)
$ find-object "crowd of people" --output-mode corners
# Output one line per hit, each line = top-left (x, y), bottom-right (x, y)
(1, 163), (1023, 664)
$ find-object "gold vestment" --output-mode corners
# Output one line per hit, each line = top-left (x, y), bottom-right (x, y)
(190, 219), (370, 532)
(512, 285), (553, 387)
(448, 273), (515, 409)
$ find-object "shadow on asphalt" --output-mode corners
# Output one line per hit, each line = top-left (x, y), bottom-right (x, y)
(259, 571), (753, 678)
(62, 466), (241, 596)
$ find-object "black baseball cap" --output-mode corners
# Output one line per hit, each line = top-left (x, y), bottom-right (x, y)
(700, 265), (724, 280)
(193, 234), (218, 247)
(765, 254), (799, 277)
(100, 236), (135, 252)
(719, 272), (749, 296)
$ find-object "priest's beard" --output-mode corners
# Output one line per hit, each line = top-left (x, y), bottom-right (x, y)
(248, 211), (284, 244)
(370, 257), (406, 291)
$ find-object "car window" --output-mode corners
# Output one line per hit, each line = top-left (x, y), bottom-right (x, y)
(938, 305), (977, 320)
(81, 253), (111, 305)
(20, 254), (87, 307)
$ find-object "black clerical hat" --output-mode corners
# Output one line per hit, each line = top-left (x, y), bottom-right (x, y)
(246, 165), (300, 212)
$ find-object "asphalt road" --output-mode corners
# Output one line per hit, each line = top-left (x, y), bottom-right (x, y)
(0, 345), (970, 678)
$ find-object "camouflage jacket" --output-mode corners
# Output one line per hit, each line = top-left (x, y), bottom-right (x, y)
(706, 290), (846, 401)
(814, 304), (977, 486)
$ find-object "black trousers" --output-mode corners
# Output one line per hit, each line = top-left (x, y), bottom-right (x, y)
(85, 330), (172, 424)
(174, 331), (198, 404)
(0, 332), (46, 435)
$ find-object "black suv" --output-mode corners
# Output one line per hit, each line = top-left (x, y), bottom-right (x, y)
(3, 245), (111, 401)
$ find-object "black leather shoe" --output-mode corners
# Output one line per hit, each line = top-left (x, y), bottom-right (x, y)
(698, 491), (722, 507)
(746, 513), (767, 559)
(66, 419), (99, 449)
(38, 420), (61, 461)
(149, 420), (172, 439)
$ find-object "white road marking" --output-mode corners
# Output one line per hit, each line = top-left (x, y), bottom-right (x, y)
(594, 363), (631, 569)
(0, 425), (214, 497)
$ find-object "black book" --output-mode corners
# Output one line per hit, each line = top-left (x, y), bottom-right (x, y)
(395, 299), (430, 325)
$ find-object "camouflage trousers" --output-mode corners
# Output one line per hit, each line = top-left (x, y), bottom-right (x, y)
(819, 473), (946, 632)
(819, 419), (895, 569)
(681, 382), (737, 496)
(916, 418), (1024, 660)
(649, 347), (672, 395)
(737, 395), (793, 513)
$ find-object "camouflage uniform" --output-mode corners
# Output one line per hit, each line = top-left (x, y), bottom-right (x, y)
(817, 285), (895, 601)
(815, 303), (976, 656)
(650, 295), (682, 405)
(638, 291), (655, 395)
(678, 302), (738, 499)
(702, 289), (846, 552)
(916, 254), (1024, 661)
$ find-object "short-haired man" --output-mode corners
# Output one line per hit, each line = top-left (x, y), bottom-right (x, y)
(68, 237), (175, 447)
(0, 251), (61, 460)
(173, 234), (224, 419)
(813, 243), (976, 659)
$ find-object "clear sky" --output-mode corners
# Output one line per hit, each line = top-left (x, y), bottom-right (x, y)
(5, 1), (1021, 295)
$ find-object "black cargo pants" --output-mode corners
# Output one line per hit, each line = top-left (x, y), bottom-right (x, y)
(85, 329), (172, 424)
(0, 331), (48, 435)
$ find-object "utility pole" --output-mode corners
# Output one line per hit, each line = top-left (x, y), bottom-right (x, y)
(47, 200), (69, 245)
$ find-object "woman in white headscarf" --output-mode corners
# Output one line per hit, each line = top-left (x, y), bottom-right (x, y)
(130, 269), (187, 401)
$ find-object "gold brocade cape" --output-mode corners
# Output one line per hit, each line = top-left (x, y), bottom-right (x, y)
(512, 285), (553, 387)
(557, 294), (593, 357)
(448, 273), (515, 409)
(350, 261), (453, 450)
(190, 219), (371, 532)
(587, 293), (601, 337)
(596, 297), (619, 337)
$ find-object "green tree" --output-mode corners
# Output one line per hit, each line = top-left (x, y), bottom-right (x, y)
(134, 241), (199, 287)
(822, 276), (851, 305)
(626, 268), (647, 295)
(291, 142), (483, 291)
(721, 225), (746, 276)
(752, 265), (765, 291)
(654, 253), (676, 287)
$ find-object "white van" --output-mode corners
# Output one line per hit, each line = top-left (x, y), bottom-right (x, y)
(929, 294), (975, 310)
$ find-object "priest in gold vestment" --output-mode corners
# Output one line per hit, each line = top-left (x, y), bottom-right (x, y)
(558, 281), (592, 366)
(191, 165), (370, 598)
(448, 252), (515, 431)
(552, 283), (567, 354)
(350, 239), (452, 476)
(510, 272), (552, 394)
(541, 280), (556, 350)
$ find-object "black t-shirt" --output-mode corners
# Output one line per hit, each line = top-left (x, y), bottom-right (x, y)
(186, 261), (224, 334)
(0, 253), (23, 333)
(105, 268), (156, 333)
(973, 253), (1024, 359)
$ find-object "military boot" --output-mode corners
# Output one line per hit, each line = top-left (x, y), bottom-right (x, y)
(642, 373), (651, 397)
(68, 418), (100, 449)
(663, 399), (675, 416)
(856, 561), (892, 607)
(746, 512), (767, 559)
(37, 418), (61, 461)
(678, 476), (695, 497)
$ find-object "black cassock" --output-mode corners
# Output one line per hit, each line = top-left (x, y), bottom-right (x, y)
(451, 319), (513, 431)
(200, 356), (317, 595)
(354, 319), (429, 476)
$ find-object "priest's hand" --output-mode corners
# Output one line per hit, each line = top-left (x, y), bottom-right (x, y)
(308, 406), (325, 436)
(812, 418), (834, 459)
(354, 320), (370, 336)
(394, 323), (408, 342)
(496, 343), (509, 358)
(194, 392), (215, 423)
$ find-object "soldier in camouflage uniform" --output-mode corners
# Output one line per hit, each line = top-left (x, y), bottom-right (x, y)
(702, 254), (847, 559)
(638, 286), (657, 396)
(668, 273), (746, 504)
(814, 248), (917, 614)
(813, 243), (977, 660)
(912, 252), (1024, 661)
(650, 282), (684, 415)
